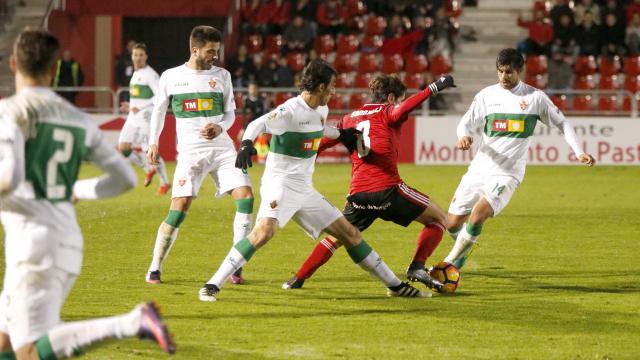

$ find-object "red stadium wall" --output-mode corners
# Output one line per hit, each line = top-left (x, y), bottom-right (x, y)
(64, 0), (232, 16)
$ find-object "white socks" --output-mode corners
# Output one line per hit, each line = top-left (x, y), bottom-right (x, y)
(356, 250), (402, 288)
(207, 247), (248, 288)
(233, 212), (252, 246)
(148, 222), (179, 273)
(444, 226), (478, 265)
(155, 157), (169, 185)
(45, 306), (140, 358)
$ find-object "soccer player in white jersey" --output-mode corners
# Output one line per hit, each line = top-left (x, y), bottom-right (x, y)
(198, 59), (427, 302)
(145, 25), (254, 285)
(118, 42), (170, 195)
(0, 29), (175, 359)
(443, 48), (596, 270)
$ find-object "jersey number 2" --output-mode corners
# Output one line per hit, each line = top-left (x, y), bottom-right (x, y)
(47, 128), (74, 199)
(356, 120), (371, 158)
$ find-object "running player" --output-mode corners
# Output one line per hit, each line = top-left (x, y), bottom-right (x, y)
(282, 74), (455, 291)
(0, 28), (175, 359)
(443, 48), (595, 269)
(145, 25), (254, 285)
(118, 42), (170, 194)
(198, 59), (427, 301)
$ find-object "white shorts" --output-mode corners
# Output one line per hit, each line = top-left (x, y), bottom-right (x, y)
(257, 178), (343, 239)
(448, 172), (520, 217)
(118, 111), (151, 151)
(172, 147), (252, 198)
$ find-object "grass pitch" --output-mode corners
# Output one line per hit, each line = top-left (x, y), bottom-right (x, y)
(2, 164), (639, 359)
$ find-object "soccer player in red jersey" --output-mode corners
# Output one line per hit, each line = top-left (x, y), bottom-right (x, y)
(283, 73), (456, 291)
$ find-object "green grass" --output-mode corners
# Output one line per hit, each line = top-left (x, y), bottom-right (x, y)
(2, 164), (640, 359)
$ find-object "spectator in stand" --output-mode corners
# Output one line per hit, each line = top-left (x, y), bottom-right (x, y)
(550, 0), (574, 27)
(601, 0), (626, 26)
(381, 19), (424, 55)
(256, 57), (278, 87)
(413, 15), (431, 56)
(575, 0), (601, 25)
(626, 12), (640, 55)
(284, 15), (314, 53)
(316, 0), (347, 36)
(384, 15), (406, 38)
(291, 0), (318, 35)
(517, 9), (554, 56)
(548, 17), (577, 90)
(576, 11), (602, 56)
(553, 13), (578, 54)
(363, 0), (390, 16)
(227, 44), (257, 88)
(627, 0), (640, 23)
(52, 49), (84, 104)
(268, 0), (291, 35)
(428, 7), (457, 58)
(274, 55), (295, 87)
(241, 0), (262, 34)
(115, 40), (135, 102)
(238, 82), (267, 141)
(601, 12), (627, 58)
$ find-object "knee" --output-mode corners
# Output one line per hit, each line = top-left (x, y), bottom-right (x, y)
(0, 332), (12, 352)
(118, 143), (132, 157)
(232, 186), (253, 199)
(250, 220), (276, 247)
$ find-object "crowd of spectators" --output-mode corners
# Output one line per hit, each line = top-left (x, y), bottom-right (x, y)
(229, 0), (462, 103)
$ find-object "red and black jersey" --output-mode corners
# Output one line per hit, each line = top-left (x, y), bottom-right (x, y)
(334, 86), (434, 194)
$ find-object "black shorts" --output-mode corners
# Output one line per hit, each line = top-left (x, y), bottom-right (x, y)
(342, 183), (432, 231)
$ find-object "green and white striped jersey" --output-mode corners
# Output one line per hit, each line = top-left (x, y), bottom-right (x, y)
(129, 65), (159, 113)
(0, 87), (120, 229)
(457, 81), (584, 182)
(262, 96), (329, 184)
(149, 64), (236, 153)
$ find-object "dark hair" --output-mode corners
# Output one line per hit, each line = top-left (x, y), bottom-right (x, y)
(13, 28), (59, 77)
(496, 48), (524, 72)
(369, 74), (407, 103)
(133, 42), (147, 53)
(190, 25), (223, 49)
(299, 58), (337, 92)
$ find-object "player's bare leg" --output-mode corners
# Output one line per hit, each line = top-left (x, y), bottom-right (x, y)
(324, 217), (427, 297)
(200, 218), (276, 301)
(0, 332), (14, 359)
(146, 196), (192, 283)
(228, 186), (255, 284)
(445, 197), (493, 269)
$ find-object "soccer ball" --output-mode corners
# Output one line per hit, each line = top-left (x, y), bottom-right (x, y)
(427, 262), (460, 293)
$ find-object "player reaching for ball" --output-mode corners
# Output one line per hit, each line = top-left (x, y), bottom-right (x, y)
(283, 73), (456, 292)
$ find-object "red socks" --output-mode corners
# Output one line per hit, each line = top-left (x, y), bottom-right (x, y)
(412, 223), (445, 267)
(295, 237), (338, 279)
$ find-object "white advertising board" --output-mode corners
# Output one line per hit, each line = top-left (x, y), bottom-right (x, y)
(415, 116), (640, 165)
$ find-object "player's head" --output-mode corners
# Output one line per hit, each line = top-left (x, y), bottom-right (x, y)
(300, 58), (337, 106)
(496, 48), (524, 90)
(131, 42), (148, 70)
(189, 25), (222, 70)
(369, 74), (407, 104)
(11, 27), (59, 81)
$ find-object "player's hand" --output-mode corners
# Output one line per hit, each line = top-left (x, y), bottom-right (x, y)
(119, 101), (130, 113)
(428, 74), (456, 94)
(131, 107), (140, 114)
(457, 136), (473, 150)
(236, 139), (257, 169)
(201, 123), (223, 140)
(578, 153), (595, 166)
(337, 128), (362, 153)
(147, 144), (160, 165)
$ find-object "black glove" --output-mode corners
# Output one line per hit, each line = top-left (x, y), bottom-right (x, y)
(235, 139), (257, 169)
(428, 74), (456, 94)
(337, 128), (362, 153)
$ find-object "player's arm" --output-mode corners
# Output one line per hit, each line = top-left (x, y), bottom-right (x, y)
(73, 131), (137, 200)
(321, 116), (361, 153)
(540, 93), (595, 166)
(0, 119), (25, 196)
(456, 94), (485, 150)
(387, 75), (456, 124)
(147, 73), (170, 165)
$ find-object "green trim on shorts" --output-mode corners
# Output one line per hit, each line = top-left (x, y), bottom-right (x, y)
(466, 222), (483, 236)
(234, 238), (256, 261)
(35, 336), (57, 360)
(164, 210), (186, 228)
(235, 198), (254, 214)
(0, 351), (16, 360)
(347, 240), (373, 264)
